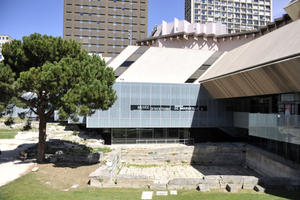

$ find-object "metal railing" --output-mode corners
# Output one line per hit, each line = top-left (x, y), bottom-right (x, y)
(136, 138), (194, 145)
(111, 138), (194, 145)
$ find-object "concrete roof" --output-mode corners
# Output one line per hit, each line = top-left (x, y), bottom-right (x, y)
(107, 46), (139, 70)
(198, 18), (300, 82)
(137, 14), (292, 45)
(116, 47), (215, 83)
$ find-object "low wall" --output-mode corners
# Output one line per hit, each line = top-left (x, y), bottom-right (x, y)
(89, 143), (300, 189)
(121, 143), (246, 166)
(246, 145), (300, 178)
(89, 149), (121, 187)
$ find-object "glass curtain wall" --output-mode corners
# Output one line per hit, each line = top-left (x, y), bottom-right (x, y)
(111, 128), (190, 144)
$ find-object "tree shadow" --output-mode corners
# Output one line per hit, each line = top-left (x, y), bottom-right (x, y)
(0, 142), (36, 164)
(0, 139), (101, 168)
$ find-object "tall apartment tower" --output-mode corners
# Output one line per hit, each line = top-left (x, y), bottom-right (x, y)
(63, 0), (148, 57)
(185, 0), (272, 34)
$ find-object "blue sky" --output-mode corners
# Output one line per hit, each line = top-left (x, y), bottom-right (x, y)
(0, 0), (290, 40)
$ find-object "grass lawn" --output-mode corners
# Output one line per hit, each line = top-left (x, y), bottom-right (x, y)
(0, 173), (298, 200)
(0, 129), (18, 139)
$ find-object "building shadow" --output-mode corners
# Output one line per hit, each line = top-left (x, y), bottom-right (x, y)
(188, 86), (300, 199)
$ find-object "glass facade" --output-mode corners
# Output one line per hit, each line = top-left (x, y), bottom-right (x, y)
(249, 113), (300, 145)
(111, 128), (191, 144)
(87, 82), (232, 128)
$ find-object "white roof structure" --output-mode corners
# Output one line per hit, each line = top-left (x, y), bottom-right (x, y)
(107, 46), (139, 70)
(151, 18), (227, 37)
(108, 46), (219, 84)
(198, 18), (300, 82)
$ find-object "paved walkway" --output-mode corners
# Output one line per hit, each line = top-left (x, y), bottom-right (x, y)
(0, 139), (36, 187)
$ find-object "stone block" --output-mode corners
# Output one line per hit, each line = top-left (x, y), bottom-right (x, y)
(32, 167), (39, 172)
(254, 185), (265, 192)
(168, 178), (203, 186)
(203, 176), (221, 189)
(197, 184), (210, 192)
(242, 176), (259, 190)
(226, 184), (238, 193)
(152, 183), (167, 190)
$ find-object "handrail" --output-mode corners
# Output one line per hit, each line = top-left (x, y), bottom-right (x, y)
(111, 138), (194, 145)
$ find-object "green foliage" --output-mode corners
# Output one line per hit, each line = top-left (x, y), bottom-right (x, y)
(0, 63), (15, 114)
(0, 33), (116, 123)
(22, 120), (32, 131)
(0, 33), (117, 161)
(4, 117), (15, 127)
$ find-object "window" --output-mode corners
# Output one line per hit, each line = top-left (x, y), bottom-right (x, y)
(0, 55), (2, 59)
(80, 12), (84, 16)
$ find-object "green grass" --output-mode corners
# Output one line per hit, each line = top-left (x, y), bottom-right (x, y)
(127, 164), (160, 168)
(91, 147), (112, 154)
(0, 173), (299, 200)
(0, 129), (18, 139)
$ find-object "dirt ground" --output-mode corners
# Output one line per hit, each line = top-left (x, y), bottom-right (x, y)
(35, 162), (100, 190)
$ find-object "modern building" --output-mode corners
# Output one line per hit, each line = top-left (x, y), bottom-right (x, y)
(60, 2), (300, 165)
(185, 0), (272, 34)
(0, 35), (13, 61)
(63, 0), (148, 57)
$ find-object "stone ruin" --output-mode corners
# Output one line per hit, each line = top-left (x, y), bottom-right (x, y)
(88, 143), (300, 192)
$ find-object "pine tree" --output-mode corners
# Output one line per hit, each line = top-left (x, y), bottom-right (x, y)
(0, 33), (117, 162)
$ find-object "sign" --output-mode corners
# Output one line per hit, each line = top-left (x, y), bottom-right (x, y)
(131, 105), (207, 111)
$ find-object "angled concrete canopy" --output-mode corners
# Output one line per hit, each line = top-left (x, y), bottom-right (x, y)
(111, 46), (217, 84)
(285, 0), (300, 21)
(198, 19), (300, 99)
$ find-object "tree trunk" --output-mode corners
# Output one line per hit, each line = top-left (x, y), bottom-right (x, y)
(37, 114), (47, 163)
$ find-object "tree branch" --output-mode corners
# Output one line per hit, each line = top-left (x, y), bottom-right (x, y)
(18, 97), (38, 115)
(29, 107), (38, 115)
(45, 107), (55, 118)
